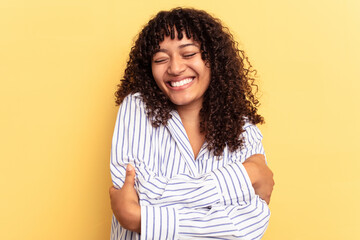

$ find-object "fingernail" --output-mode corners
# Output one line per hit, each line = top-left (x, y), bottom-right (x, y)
(126, 164), (133, 172)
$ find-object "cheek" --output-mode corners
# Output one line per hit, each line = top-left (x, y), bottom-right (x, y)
(151, 66), (167, 92)
(203, 68), (211, 90)
(151, 63), (165, 78)
(192, 60), (210, 77)
(151, 66), (161, 84)
(201, 65), (211, 82)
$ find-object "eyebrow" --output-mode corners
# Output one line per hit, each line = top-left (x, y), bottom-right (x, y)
(156, 43), (199, 53)
(179, 43), (199, 49)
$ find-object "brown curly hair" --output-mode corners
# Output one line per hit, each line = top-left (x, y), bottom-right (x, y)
(115, 7), (264, 156)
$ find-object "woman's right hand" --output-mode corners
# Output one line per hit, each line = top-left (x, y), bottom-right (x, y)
(109, 164), (141, 233)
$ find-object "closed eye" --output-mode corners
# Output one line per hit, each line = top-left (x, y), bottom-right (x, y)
(183, 52), (198, 58)
(153, 58), (168, 63)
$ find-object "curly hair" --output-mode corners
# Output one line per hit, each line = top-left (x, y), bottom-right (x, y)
(115, 7), (264, 156)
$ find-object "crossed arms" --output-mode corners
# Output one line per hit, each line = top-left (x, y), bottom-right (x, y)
(110, 95), (274, 239)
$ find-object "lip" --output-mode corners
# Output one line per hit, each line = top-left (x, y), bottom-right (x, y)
(166, 77), (195, 90)
(165, 76), (195, 82)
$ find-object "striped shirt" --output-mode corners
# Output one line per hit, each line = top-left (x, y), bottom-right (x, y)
(110, 93), (270, 240)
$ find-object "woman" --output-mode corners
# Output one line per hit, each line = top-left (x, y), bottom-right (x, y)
(109, 7), (274, 240)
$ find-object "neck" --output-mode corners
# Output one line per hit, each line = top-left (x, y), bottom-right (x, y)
(176, 103), (205, 160)
(176, 103), (202, 124)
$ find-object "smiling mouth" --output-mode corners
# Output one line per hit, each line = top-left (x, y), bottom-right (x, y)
(169, 77), (194, 87)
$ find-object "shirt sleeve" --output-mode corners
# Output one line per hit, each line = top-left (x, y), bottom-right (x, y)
(140, 195), (270, 240)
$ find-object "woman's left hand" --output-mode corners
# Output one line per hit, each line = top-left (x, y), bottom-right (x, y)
(243, 154), (274, 204)
(109, 164), (141, 233)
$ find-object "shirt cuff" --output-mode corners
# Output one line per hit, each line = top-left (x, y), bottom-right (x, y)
(210, 162), (255, 205)
(141, 205), (178, 240)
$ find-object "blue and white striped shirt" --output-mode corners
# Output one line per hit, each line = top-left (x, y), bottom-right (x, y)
(110, 93), (270, 240)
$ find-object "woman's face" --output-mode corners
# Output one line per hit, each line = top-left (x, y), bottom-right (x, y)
(151, 33), (211, 111)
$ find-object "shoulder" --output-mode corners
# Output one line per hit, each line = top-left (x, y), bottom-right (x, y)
(121, 92), (142, 104)
(120, 92), (146, 110)
(241, 119), (263, 141)
(116, 93), (149, 121)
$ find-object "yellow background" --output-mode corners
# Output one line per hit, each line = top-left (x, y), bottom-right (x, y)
(1, 0), (359, 239)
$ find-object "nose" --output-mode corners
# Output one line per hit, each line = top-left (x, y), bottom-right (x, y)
(167, 56), (186, 75)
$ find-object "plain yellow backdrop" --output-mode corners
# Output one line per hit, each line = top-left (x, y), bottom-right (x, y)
(1, 0), (359, 239)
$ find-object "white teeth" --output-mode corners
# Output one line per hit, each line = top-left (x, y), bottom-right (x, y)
(170, 78), (194, 87)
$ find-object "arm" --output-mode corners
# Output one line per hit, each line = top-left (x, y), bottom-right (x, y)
(110, 164), (270, 239)
(142, 198), (269, 240)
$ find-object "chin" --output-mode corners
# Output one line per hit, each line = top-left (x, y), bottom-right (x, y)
(170, 99), (189, 106)
(169, 96), (199, 108)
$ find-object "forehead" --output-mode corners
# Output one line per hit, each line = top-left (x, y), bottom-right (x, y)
(158, 35), (198, 49)
(156, 29), (201, 53)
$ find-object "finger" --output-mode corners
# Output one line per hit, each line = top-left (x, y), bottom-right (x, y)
(124, 164), (136, 186)
(245, 154), (266, 164)
(109, 186), (119, 194)
(109, 186), (120, 200)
